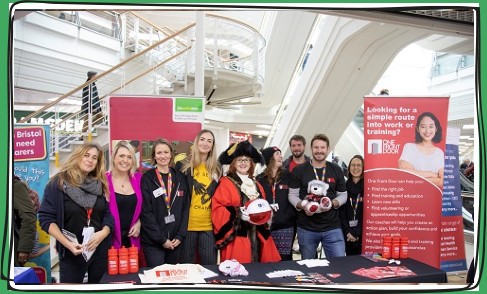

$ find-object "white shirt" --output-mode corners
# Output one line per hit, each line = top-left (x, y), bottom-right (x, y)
(399, 143), (444, 173)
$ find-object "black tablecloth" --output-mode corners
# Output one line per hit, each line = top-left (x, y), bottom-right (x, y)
(100, 255), (446, 284)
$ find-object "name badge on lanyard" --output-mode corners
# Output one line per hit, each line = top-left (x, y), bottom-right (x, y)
(270, 183), (279, 211)
(153, 187), (164, 198)
(349, 220), (358, 227)
(164, 214), (175, 224)
(270, 203), (279, 211)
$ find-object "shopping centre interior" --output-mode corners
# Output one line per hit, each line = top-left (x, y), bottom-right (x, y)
(11, 4), (477, 286)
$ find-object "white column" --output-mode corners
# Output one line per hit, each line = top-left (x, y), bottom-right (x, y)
(205, 124), (230, 156)
(194, 11), (205, 97)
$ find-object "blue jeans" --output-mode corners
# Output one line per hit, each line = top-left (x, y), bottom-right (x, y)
(297, 227), (345, 259)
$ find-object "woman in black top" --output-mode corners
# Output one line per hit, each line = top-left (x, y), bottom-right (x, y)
(257, 146), (297, 261)
(39, 143), (113, 283)
(339, 155), (364, 255)
(140, 138), (189, 267)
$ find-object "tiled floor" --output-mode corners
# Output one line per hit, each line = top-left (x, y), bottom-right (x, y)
(446, 241), (473, 284)
(51, 263), (59, 283)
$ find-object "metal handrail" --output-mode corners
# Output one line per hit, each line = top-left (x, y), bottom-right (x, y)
(18, 22), (196, 124)
(41, 48), (191, 133)
(459, 172), (474, 192)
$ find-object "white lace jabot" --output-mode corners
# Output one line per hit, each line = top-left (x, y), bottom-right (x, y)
(237, 173), (259, 200)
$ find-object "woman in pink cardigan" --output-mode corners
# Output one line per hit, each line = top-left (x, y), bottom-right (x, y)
(106, 141), (144, 265)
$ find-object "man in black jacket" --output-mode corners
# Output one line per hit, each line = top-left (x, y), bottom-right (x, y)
(81, 71), (104, 133)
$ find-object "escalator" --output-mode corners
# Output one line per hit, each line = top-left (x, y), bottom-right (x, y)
(462, 192), (474, 233)
(459, 172), (474, 192)
(459, 172), (474, 239)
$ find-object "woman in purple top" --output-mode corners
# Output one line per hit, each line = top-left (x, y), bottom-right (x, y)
(106, 141), (143, 255)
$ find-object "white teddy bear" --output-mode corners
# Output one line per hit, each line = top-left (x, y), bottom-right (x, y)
(300, 180), (332, 216)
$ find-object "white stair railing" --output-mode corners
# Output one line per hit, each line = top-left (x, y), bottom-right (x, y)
(123, 12), (266, 88)
(18, 15), (196, 165)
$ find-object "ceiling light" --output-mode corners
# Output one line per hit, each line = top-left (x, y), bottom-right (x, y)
(462, 124), (474, 129)
(459, 136), (470, 139)
(467, 137), (474, 140)
(252, 130), (269, 136)
(256, 124), (272, 129)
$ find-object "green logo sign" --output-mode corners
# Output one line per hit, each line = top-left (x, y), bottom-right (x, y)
(175, 98), (203, 112)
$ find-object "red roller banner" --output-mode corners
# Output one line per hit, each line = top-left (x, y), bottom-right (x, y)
(363, 96), (449, 268)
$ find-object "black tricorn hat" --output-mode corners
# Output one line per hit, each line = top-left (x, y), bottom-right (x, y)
(218, 140), (264, 165)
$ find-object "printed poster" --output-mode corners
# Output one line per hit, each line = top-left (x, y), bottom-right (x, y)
(440, 127), (467, 271)
(13, 125), (51, 282)
(363, 96), (449, 268)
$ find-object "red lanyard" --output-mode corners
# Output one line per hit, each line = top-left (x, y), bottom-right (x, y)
(86, 208), (93, 226)
(271, 183), (277, 204)
(155, 169), (173, 213)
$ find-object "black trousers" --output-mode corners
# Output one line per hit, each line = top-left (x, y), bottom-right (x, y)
(345, 240), (362, 256)
(59, 251), (108, 283)
(142, 244), (182, 267)
(467, 258), (475, 283)
(59, 236), (110, 283)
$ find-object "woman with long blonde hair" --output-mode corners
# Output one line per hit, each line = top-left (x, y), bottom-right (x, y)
(177, 129), (222, 265)
(39, 143), (113, 283)
(106, 141), (144, 264)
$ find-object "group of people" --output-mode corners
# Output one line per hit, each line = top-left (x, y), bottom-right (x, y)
(28, 129), (368, 284)
(284, 134), (364, 258)
(18, 111), (454, 284)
